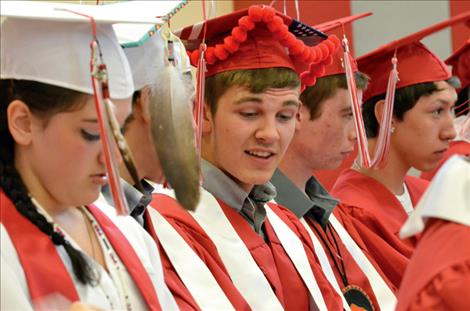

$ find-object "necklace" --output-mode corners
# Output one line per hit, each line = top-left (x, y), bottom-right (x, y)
(310, 220), (374, 311)
(82, 207), (133, 311)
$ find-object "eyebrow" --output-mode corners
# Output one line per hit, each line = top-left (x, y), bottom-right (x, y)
(235, 97), (300, 107)
(340, 106), (353, 113)
(82, 118), (98, 123)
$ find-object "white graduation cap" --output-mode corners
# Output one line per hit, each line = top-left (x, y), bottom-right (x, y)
(0, 0), (188, 99)
(116, 24), (191, 91)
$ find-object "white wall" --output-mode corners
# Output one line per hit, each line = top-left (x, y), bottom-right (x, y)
(351, 0), (452, 60)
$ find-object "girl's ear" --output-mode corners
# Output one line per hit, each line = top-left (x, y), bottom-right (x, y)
(8, 100), (34, 146)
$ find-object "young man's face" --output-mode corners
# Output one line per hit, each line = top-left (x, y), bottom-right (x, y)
(392, 80), (457, 171)
(290, 88), (358, 170)
(202, 85), (300, 192)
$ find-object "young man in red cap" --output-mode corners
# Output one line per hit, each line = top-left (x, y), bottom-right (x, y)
(331, 13), (469, 264)
(110, 24), (251, 310)
(396, 155), (470, 310)
(421, 39), (470, 181)
(271, 13), (399, 311)
(150, 5), (345, 310)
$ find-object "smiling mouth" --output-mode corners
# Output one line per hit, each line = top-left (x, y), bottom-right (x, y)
(245, 150), (275, 159)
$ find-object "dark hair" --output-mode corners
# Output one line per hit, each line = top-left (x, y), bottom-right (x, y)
(0, 79), (98, 285)
(300, 71), (369, 120)
(363, 76), (461, 138)
(455, 86), (469, 116)
(205, 67), (300, 115)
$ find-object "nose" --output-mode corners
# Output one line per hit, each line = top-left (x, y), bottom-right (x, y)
(255, 117), (280, 144)
(347, 120), (358, 142)
(440, 112), (457, 142)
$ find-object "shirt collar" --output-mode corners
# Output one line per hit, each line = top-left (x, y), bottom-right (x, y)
(270, 169), (338, 226)
(201, 159), (248, 212)
(101, 178), (154, 215)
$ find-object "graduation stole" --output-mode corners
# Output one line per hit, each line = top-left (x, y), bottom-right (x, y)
(145, 194), (236, 310)
(0, 192), (162, 311)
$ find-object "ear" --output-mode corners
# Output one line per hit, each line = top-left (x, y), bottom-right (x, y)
(7, 100), (34, 146)
(137, 85), (152, 123)
(295, 102), (306, 131)
(201, 102), (213, 134)
(374, 99), (386, 128)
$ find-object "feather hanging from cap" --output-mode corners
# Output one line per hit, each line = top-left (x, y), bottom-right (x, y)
(149, 28), (200, 211)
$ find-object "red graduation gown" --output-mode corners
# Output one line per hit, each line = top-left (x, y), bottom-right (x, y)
(331, 169), (429, 284)
(147, 194), (251, 311)
(0, 191), (162, 310)
(306, 205), (398, 308)
(420, 140), (470, 181)
(150, 193), (343, 311)
(335, 206), (408, 290)
(396, 219), (470, 311)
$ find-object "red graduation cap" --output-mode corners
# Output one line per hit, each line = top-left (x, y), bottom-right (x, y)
(176, 5), (341, 87)
(312, 12), (372, 76)
(446, 39), (470, 91)
(358, 11), (470, 101)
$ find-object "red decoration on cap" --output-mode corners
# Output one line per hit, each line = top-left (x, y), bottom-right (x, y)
(180, 5), (341, 88)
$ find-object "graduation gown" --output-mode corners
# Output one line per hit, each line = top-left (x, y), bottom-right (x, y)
(331, 169), (429, 284)
(150, 189), (343, 311)
(0, 191), (174, 311)
(420, 140), (470, 181)
(335, 206), (409, 290)
(146, 193), (250, 311)
(396, 220), (470, 310)
(271, 171), (397, 310)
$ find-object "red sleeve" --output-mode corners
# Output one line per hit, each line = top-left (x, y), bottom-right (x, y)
(406, 260), (470, 311)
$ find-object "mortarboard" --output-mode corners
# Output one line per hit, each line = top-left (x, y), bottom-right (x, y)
(446, 39), (470, 91)
(115, 22), (200, 211)
(311, 12), (372, 77)
(358, 11), (470, 101)
(1, 0), (182, 214)
(176, 5), (341, 87)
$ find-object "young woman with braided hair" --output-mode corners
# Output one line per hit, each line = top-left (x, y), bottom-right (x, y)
(0, 5), (177, 310)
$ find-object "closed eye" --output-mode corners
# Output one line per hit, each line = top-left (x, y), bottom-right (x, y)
(80, 129), (100, 142)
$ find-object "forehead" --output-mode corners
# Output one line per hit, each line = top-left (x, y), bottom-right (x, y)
(228, 85), (300, 102)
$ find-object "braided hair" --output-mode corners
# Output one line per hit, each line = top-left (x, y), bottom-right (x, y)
(0, 79), (99, 285)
